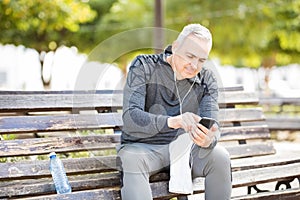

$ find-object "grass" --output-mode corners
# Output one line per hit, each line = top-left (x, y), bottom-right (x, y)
(261, 104), (300, 117)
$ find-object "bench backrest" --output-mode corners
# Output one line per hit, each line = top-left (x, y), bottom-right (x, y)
(0, 86), (275, 199)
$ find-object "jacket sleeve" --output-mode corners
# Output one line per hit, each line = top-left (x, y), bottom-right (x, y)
(198, 68), (220, 149)
(122, 56), (170, 139)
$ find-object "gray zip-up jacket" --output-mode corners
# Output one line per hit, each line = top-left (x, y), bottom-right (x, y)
(121, 46), (219, 147)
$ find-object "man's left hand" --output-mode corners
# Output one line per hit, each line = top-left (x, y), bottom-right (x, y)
(189, 123), (218, 148)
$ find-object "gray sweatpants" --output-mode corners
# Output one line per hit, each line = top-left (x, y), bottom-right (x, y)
(117, 142), (232, 200)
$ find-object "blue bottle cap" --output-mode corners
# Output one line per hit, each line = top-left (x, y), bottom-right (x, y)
(49, 152), (57, 158)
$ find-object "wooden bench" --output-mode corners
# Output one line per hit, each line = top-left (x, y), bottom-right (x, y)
(0, 87), (300, 200)
(259, 97), (300, 132)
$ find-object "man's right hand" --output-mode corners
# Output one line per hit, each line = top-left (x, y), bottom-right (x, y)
(167, 112), (201, 132)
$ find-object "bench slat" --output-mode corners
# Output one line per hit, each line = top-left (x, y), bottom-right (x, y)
(0, 156), (117, 180)
(0, 125), (270, 157)
(0, 171), (171, 198)
(0, 108), (264, 134)
(12, 184), (176, 200)
(0, 135), (120, 157)
(21, 188), (121, 200)
(260, 97), (300, 106)
(0, 90), (257, 112)
(226, 143), (275, 159)
(0, 86), (242, 95)
(232, 162), (300, 188)
(0, 173), (121, 198)
(0, 91), (123, 112)
(219, 91), (259, 107)
(0, 113), (123, 134)
(231, 151), (300, 171)
(219, 108), (264, 123)
(220, 125), (270, 141)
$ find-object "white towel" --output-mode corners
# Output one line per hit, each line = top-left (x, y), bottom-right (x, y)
(169, 133), (194, 194)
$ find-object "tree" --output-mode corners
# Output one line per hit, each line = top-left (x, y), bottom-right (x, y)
(1, 0), (299, 69)
(164, 0), (300, 68)
(0, 0), (97, 51)
(98, 0), (300, 68)
(67, 0), (117, 53)
(88, 0), (160, 72)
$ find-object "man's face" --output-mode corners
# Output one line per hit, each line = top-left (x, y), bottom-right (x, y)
(172, 34), (210, 80)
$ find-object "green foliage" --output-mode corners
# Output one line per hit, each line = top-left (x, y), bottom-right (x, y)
(68, 0), (117, 53)
(163, 0), (300, 68)
(263, 104), (300, 117)
(0, 0), (97, 51)
(2, 134), (16, 140)
(94, 0), (300, 68)
(0, 156), (30, 163)
(99, 0), (153, 31)
(91, 0), (156, 66)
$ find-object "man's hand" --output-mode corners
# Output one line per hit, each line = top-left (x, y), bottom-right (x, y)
(190, 123), (218, 148)
(167, 112), (201, 132)
(167, 113), (218, 148)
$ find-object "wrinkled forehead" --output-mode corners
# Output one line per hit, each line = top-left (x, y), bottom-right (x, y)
(174, 34), (211, 58)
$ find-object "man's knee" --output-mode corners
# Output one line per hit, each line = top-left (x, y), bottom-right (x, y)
(207, 145), (232, 182)
(210, 145), (231, 167)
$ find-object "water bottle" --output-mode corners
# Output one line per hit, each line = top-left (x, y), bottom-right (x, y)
(49, 152), (72, 194)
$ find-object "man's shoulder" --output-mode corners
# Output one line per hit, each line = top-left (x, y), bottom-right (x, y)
(200, 67), (218, 80)
(129, 53), (165, 73)
(201, 66), (213, 75)
(198, 67), (218, 86)
(135, 53), (162, 64)
(128, 53), (166, 78)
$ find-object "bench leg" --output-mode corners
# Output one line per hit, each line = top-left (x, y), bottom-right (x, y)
(247, 185), (269, 194)
(275, 177), (300, 190)
(248, 177), (300, 195)
(275, 178), (293, 190)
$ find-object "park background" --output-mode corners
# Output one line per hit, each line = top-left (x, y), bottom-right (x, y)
(0, 0), (299, 97)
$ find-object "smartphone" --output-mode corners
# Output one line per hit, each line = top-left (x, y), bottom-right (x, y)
(199, 117), (216, 129)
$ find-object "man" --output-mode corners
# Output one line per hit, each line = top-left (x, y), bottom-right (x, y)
(117, 24), (232, 200)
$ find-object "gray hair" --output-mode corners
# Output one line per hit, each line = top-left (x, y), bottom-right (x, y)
(176, 24), (213, 51)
